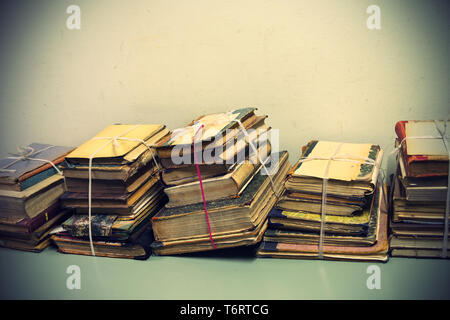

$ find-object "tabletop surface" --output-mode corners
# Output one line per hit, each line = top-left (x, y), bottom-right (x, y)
(1, 245), (449, 300)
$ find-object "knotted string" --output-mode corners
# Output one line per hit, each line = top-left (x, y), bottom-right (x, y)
(175, 110), (278, 248)
(390, 120), (449, 258)
(225, 111), (280, 198)
(169, 109), (278, 195)
(86, 125), (161, 256)
(0, 145), (63, 176)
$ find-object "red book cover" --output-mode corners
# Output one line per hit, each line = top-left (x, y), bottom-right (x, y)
(3, 202), (62, 234)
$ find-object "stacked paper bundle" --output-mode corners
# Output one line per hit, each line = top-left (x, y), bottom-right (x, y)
(151, 108), (290, 255)
(52, 124), (170, 259)
(0, 143), (74, 252)
(257, 140), (389, 262)
(390, 120), (449, 258)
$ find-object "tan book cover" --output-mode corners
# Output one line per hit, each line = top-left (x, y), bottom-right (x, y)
(66, 124), (166, 164)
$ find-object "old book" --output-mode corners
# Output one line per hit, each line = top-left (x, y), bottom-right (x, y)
(392, 177), (446, 223)
(390, 236), (449, 258)
(264, 192), (380, 247)
(257, 243), (388, 262)
(276, 191), (366, 216)
(0, 175), (65, 219)
(257, 187), (388, 262)
(397, 146), (448, 202)
(391, 248), (450, 258)
(61, 179), (164, 216)
(151, 156), (286, 254)
(0, 143), (73, 190)
(0, 209), (71, 241)
(390, 236), (449, 250)
(152, 220), (268, 255)
(66, 124), (168, 165)
(0, 209), (72, 252)
(286, 140), (383, 199)
(156, 109), (270, 169)
(61, 193), (166, 241)
(157, 108), (256, 155)
(161, 164), (230, 187)
(0, 237), (52, 253)
(395, 120), (449, 177)
(64, 164), (159, 196)
(152, 151), (289, 242)
(62, 127), (169, 180)
(390, 221), (447, 238)
(0, 201), (61, 234)
(164, 145), (270, 208)
(160, 124), (271, 185)
(52, 220), (155, 259)
(160, 115), (269, 170)
(270, 185), (378, 236)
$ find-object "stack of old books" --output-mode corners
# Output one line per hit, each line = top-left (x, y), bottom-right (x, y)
(51, 124), (170, 259)
(151, 108), (290, 255)
(390, 120), (449, 258)
(257, 140), (389, 262)
(0, 143), (74, 252)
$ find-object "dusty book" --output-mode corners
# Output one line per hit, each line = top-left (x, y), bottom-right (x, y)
(395, 120), (449, 177)
(286, 140), (383, 199)
(0, 143), (73, 191)
(152, 151), (289, 242)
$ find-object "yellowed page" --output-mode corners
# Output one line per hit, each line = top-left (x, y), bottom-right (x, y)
(293, 141), (373, 181)
(405, 121), (449, 156)
(170, 112), (240, 145)
(67, 124), (164, 159)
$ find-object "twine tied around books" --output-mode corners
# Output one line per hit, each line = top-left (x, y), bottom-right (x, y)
(225, 111), (280, 199)
(296, 143), (383, 260)
(390, 120), (449, 258)
(189, 110), (279, 249)
(0, 145), (63, 176)
(170, 110), (278, 194)
(86, 125), (161, 256)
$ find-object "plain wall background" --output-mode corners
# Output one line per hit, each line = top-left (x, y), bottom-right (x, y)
(0, 0), (448, 175)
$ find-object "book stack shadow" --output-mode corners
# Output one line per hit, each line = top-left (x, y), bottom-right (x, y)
(51, 124), (170, 259)
(151, 108), (290, 255)
(0, 143), (74, 252)
(257, 140), (389, 262)
(389, 120), (449, 258)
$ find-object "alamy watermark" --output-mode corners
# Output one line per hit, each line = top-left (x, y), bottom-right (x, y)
(366, 5), (381, 30)
(366, 265), (381, 290)
(66, 5), (81, 30)
(66, 265), (81, 290)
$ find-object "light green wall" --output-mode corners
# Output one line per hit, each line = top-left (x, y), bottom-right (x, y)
(0, 1), (449, 300)
(0, 0), (448, 172)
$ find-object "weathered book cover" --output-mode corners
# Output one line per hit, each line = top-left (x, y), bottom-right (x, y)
(151, 220), (268, 255)
(0, 209), (72, 252)
(61, 192), (166, 240)
(266, 192), (380, 245)
(258, 186), (388, 261)
(158, 108), (255, 148)
(291, 140), (382, 182)
(0, 201), (61, 234)
(153, 151), (287, 220)
(66, 124), (166, 164)
(395, 120), (449, 177)
(52, 220), (155, 260)
(0, 143), (73, 185)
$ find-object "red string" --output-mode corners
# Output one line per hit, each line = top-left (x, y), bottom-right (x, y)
(193, 124), (217, 249)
